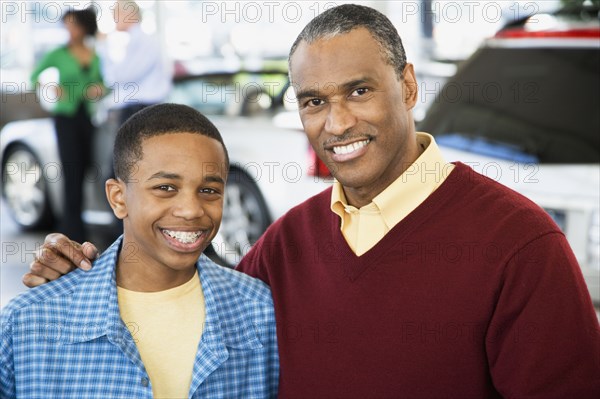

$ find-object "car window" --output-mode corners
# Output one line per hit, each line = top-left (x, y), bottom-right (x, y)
(168, 72), (288, 117)
(418, 46), (600, 164)
(169, 75), (234, 115)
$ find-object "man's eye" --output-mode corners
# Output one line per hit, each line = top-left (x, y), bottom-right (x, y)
(306, 98), (324, 107)
(350, 88), (369, 97)
(156, 185), (175, 192)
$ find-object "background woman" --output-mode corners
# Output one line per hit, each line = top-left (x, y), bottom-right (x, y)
(31, 8), (104, 242)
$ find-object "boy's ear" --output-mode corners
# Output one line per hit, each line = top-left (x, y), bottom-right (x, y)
(105, 178), (128, 219)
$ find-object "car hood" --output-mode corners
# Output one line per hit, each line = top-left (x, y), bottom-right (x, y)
(440, 145), (599, 206)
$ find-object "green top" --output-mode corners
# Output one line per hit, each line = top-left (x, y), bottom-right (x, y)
(30, 45), (103, 117)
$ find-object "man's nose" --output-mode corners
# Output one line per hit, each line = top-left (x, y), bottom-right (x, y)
(324, 102), (358, 136)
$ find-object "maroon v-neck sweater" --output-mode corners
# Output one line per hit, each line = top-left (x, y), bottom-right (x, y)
(238, 162), (600, 398)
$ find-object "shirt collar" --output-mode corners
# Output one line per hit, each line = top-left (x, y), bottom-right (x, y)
(197, 257), (264, 351)
(63, 236), (262, 349)
(63, 237), (122, 343)
(62, 236), (264, 389)
(330, 132), (450, 227)
(331, 180), (350, 229)
(188, 255), (265, 393)
(128, 23), (143, 36)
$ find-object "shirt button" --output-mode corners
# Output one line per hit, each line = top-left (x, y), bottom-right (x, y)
(141, 377), (149, 387)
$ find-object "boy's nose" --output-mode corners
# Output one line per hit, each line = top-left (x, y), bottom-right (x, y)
(172, 194), (205, 219)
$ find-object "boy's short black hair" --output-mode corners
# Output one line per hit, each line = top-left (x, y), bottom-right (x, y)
(113, 103), (230, 182)
(63, 8), (98, 36)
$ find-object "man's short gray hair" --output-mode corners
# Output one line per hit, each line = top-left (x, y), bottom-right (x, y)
(117, 0), (141, 22)
(288, 4), (407, 79)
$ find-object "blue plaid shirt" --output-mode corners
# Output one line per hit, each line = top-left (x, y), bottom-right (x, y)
(1, 237), (279, 398)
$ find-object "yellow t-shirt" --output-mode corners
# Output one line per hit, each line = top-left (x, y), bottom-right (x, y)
(331, 133), (455, 256)
(118, 271), (205, 398)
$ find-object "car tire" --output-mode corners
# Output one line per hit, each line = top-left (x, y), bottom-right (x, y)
(1, 144), (54, 230)
(210, 168), (271, 267)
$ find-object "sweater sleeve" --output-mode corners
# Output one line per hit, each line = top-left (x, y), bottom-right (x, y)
(486, 231), (600, 398)
(236, 233), (272, 286)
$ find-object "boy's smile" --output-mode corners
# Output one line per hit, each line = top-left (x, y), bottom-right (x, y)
(160, 228), (208, 252)
(107, 132), (228, 292)
(162, 228), (202, 244)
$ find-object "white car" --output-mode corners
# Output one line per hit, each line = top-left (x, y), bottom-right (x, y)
(1, 70), (330, 267)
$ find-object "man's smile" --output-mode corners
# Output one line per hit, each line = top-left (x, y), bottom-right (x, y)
(326, 138), (372, 162)
(332, 139), (371, 155)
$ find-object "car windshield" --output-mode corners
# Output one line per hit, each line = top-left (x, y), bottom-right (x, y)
(168, 71), (289, 117)
(169, 74), (235, 115)
(418, 46), (600, 164)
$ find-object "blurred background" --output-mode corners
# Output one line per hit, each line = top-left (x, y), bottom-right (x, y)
(2, 0), (598, 311)
(1, 0), (566, 126)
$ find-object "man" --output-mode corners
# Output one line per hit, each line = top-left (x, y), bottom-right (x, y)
(23, 4), (600, 398)
(98, 0), (172, 126)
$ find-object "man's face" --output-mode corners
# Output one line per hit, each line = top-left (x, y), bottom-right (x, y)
(290, 28), (418, 206)
(111, 133), (227, 275)
(113, 2), (136, 31)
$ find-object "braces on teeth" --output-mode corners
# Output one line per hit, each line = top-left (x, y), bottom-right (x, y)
(164, 230), (201, 244)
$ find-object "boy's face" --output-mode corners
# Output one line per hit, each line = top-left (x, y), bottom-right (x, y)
(107, 133), (227, 280)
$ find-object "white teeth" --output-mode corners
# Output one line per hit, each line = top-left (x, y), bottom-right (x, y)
(333, 139), (370, 155)
(163, 229), (202, 244)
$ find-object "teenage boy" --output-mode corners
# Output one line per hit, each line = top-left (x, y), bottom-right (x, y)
(0, 104), (279, 398)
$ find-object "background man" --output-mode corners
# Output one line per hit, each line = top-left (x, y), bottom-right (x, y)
(98, 0), (172, 126)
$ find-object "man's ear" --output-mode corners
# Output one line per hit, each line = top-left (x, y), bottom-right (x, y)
(105, 178), (128, 219)
(402, 63), (418, 110)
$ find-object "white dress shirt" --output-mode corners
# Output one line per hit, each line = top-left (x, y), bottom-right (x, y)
(98, 24), (172, 108)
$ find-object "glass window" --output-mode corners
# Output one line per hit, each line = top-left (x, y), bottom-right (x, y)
(419, 46), (600, 163)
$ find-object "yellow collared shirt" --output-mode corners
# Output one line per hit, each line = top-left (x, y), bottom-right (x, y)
(331, 133), (455, 256)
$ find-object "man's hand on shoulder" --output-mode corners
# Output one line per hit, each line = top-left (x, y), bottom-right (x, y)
(23, 233), (99, 288)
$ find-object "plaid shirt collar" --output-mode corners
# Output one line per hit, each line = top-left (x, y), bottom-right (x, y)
(62, 236), (264, 390)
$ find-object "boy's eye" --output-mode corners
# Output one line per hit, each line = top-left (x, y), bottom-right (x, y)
(200, 188), (220, 195)
(156, 185), (175, 192)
